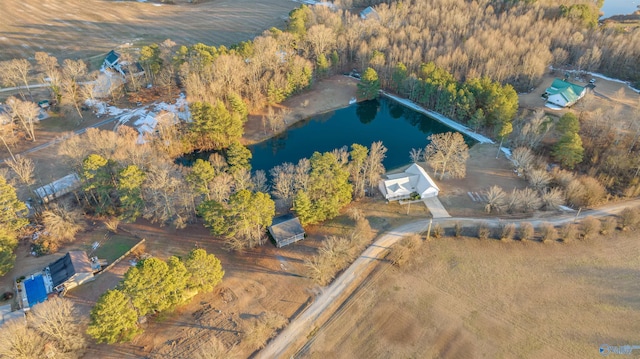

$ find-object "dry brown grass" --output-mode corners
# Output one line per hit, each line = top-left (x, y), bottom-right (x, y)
(0, 0), (299, 64)
(301, 231), (640, 358)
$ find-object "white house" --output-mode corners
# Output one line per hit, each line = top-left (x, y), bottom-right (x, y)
(545, 79), (587, 108)
(379, 163), (440, 201)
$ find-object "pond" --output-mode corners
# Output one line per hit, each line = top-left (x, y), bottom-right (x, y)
(601, 0), (639, 17)
(248, 97), (476, 173)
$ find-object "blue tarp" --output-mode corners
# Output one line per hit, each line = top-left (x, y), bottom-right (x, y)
(24, 275), (47, 307)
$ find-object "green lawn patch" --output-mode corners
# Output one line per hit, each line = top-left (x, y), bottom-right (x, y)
(90, 234), (140, 264)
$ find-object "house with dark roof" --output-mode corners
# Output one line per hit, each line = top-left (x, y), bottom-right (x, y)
(48, 251), (95, 291)
(104, 50), (120, 69)
(545, 79), (586, 108)
(268, 214), (305, 248)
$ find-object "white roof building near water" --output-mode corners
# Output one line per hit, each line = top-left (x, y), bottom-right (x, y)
(379, 163), (440, 201)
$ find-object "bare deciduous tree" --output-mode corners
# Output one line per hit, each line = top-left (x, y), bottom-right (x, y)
(30, 297), (88, 353)
(0, 319), (47, 358)
(0, 59), (32, 100)
(6, 96), (39, 141)
(61, 59), (88, 119)
(270, 162), (296, 205)
(251, 170), (269, 193)
(527, 168), (552, 191)
(409, 147), (423, 163)
(425, 132), (469, 180)
(0, 116), (19, 161)
(6, 155), (35, 186)
(41, 205), (86, 248)
(485, 185), (506, 213)
(511, 146), (535, 174)
(35, 52), (62, 102)
(541, 187), (564, 210)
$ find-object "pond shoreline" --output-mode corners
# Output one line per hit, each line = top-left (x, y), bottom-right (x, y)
(380, 91), (494, 144)
(243, 76), (495, 148)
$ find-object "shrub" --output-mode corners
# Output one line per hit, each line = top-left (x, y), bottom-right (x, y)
(243, 311), (288, 350)
(485, 186), (506, 213)
(477, 222), (491, 240)
(499, 223), (516, 241)
(600, 217), (617, 235)
(431, 224), (444, 239)
(581, 216), (601, 239)
(581, 176), (607, 206)
(454, 221), (463, 237)
(552, 168), (575, 189)
(541, 187), (564, 211)
(105, 217), (120, 234)
(519, 222), (534, 241)
(559, 223), (578, 242)
(388, 234), (422, 267)
(528, 169), (552, 191)
(540, 222), (557, 243)
(565, 179), (586, 207)
(620, 207), (640, 231)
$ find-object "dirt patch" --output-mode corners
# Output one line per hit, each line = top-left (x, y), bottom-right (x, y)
(243, 76), (359, 145)
(436, 143), (527, 217)
(301, 231), (640, 358)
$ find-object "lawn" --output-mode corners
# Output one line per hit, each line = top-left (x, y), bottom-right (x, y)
(88, 233), (141, 264)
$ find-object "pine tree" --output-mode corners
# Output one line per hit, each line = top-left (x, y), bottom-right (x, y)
(186, 159), (216, 200)
(553, 132), (584, 169)
(185, 248), (224, 293)
(357, 67), (380, 101)
(117, 165), (145, 222)
(0, 174), (28, 232)
(317, 53), (330, 77)
(226, 141), (252, 173)
(87, 289), (140, 344)
(293, 190), (314, 225)
(556, 112), (580, 135)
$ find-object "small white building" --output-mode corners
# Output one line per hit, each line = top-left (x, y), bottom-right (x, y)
(379, 163), (440, 201)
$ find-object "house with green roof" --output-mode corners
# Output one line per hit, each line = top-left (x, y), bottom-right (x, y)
(545, 79), (587, 108)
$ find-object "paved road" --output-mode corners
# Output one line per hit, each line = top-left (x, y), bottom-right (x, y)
(0, 83), (49, 93)
(258, 198), (640, 358)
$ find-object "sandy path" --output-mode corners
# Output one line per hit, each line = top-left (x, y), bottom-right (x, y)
(258, 197), (640, 358)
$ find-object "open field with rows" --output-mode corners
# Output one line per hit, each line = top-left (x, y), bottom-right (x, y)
(0, 0), (300, 64)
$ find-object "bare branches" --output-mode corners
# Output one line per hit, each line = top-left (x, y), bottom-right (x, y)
(0, 59), (32, 100)
(6, 155), (35, 186)
(6, 96), (39, 141)
(425, 132), (469, 180)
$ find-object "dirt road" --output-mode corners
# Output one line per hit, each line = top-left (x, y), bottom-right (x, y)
(258, 198), (640, 358)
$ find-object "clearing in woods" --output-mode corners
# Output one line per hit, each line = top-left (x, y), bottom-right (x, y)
(300, 232), (640, 358)
(0, 0), (300, 63)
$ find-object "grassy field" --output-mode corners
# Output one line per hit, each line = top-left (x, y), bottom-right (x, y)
(300, 230), (640, 358)
(0, 0), (300, 64)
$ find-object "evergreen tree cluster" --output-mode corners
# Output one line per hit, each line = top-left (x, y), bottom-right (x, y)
(87, 248), (224, 343)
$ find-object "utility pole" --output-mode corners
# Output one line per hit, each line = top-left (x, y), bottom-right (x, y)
(574, 207), (582, 223)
